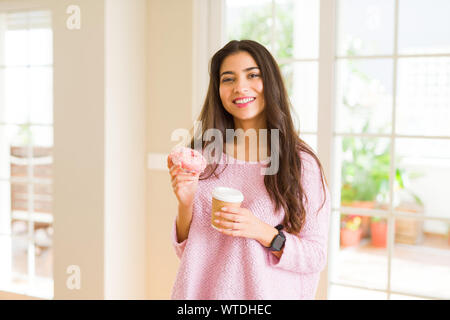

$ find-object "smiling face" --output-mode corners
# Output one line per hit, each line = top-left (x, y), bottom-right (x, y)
(219, 51), (266, 126)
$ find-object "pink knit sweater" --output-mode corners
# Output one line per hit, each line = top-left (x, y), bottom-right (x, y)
(171, 150), (330, 300)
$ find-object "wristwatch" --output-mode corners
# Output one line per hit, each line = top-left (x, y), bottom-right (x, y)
(268, 224), (286, 251)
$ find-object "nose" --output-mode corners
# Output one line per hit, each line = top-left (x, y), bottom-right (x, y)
(233, 77), (249, 94)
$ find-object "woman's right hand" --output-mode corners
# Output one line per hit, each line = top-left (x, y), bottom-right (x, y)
(167, 156), (200, 209)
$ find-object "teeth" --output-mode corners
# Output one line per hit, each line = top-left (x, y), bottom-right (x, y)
(235, 97), (255, 104)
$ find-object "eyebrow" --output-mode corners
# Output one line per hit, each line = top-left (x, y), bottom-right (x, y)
(220, 67), (260, 77)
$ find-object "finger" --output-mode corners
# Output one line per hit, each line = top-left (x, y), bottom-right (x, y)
(172, 176), (188, 187)
(178, 170), (197, 177)
(173, 178), (194, 188)
(169, 163), (181, 175)
(175, 175), (198, 183)
(220, 206), (242, 214)
(170, 165), (188, 180)
(215, 211), (240, 221)
(172, 173), (198, 183)
(175, 180), (195, 188)
(215, 219), (240, 230)
(171, 170), (193, 180)
(218, 228), (240, 237)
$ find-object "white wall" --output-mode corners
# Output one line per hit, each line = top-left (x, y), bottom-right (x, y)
(53, 0), (148, 299)
(146, 0), (194, 299)
(104, 0), (148, 299)
(53, 0), (106, 299)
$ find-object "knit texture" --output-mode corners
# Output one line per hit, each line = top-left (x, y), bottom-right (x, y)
(171, 150), (330, 300)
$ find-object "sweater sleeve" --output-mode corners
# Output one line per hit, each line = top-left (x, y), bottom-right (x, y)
(171, 217), (188, 259)
(267, 153), (331, 274)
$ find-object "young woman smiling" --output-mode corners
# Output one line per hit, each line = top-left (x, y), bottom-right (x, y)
(167, 40), (330, 300)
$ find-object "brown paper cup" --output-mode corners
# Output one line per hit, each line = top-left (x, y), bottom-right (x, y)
(211, 187), (244, 231)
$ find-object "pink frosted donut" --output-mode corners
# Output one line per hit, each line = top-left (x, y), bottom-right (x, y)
(169, 146), (207, 173)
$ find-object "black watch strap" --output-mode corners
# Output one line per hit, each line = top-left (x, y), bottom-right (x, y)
(268, 224), (286, 251)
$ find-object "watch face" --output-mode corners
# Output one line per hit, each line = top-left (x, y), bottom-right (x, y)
(271, 235), (286, 251)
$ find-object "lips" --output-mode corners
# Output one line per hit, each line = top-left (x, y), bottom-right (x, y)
(233, 96), (256, 108)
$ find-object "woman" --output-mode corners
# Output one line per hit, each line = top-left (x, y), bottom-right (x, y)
(167, 40), (330, 299)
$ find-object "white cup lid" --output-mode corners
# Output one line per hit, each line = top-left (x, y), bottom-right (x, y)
(212, 187), (244, 203)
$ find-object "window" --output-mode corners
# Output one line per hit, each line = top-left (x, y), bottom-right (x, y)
(225, 0), (320, 152)
(0, 10), (53, 299)
(222, 0), (450, 299)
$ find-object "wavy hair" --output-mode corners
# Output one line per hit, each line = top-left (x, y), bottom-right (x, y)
(188, 40), (327, 234)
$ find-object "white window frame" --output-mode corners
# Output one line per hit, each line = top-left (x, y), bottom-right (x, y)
(199, 0), (450, 300)
(0, 0), (54, 299)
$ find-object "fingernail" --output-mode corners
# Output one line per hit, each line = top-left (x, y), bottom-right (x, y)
(221, 207), (227, 211)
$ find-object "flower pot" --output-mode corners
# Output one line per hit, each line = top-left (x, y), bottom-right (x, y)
(340, 228), (362, 248)
(371, 222), (387, 248)
(342, 201), (375, 238)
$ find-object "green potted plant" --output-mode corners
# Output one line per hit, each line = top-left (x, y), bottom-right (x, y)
(340, 120), (424, 244)
(339, 40), (424, 246)
(340, 121), (391, 238)
(340, 215), (362, 248)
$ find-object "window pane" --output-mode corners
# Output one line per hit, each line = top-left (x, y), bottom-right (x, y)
(0, 67), (29, 124)
(0, 233), (28, 289)
(337, 0), (395, 56)
(336, 59), (393, 134)
(3, 11), (52, 66)
(225, 0), (273, 50)
(396, 57), (450, 137)
(0, 180), (12, 235)
(28, 11), (52, 66)
(30, 125), (53, 148)
(337, 137), (391, 207)
(333, 208), (390, 291)
(30, 67), (53, 125)
(11, 182), (52, 215)
(4, 29), (28, 66)
(0, 9), (53, 299)
(274, 0), (319, 59)
(280, 61), (318, 132)
(398, 0), (450, 55)
(300, 133), (317, 154)
(395, 138), (450, 219)
(333, 212), (389, 289)
(0, 125), (30, 180)
(0, 129), (52, 181)
(392, 218), (450, 299)
(329, 284), (387, 300)
(12, 225), (28, 280)
(35, 225), (52, 280)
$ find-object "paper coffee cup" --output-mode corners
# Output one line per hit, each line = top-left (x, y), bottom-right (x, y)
(211, 187), (244, 231)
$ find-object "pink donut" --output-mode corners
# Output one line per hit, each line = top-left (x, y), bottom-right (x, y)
(169, 146), (207, 173)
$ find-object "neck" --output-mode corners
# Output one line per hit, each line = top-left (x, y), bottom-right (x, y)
(227, 113), (269, 162)
(233, 113), (267, 134)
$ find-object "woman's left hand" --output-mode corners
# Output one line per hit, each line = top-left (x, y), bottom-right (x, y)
(214, 206), (278, 247)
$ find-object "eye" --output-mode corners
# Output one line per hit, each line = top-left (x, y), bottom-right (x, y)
(249, 73), (260, 79)
(221, 77), (233, 83)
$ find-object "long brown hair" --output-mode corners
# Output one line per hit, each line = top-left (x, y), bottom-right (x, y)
(189, 40), (327, 234)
